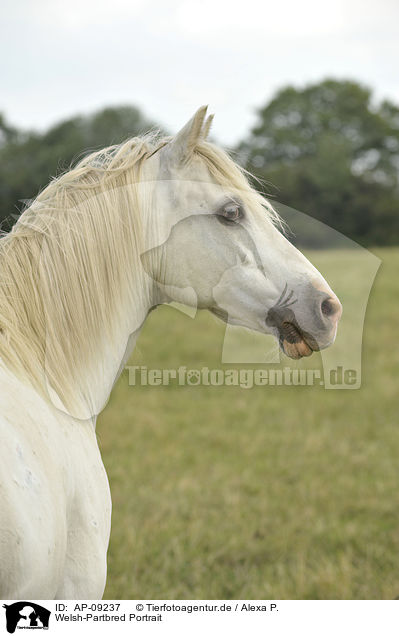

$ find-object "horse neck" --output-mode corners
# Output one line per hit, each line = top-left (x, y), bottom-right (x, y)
(48, 230), (155, 422)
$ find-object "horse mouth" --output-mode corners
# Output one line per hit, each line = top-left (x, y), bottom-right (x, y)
(278, 321), (317, 360)
(211, 305), (319, 359)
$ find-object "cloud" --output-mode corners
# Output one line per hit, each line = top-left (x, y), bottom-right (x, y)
(175, 0), (346, 40)
(0, 0), (398, 144)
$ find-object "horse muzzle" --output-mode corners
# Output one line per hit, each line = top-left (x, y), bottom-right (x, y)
(266, 285), (342, 360)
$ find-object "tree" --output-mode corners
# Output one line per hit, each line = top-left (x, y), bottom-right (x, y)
(0, 106), (160, 228)
(0, 114), (18, 147)
(239, 79), (399, 246)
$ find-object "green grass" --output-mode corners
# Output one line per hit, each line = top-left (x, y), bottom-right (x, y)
(99, 247), (399, 599)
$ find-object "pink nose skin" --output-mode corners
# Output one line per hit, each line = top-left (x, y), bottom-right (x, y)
(320, 295), (342, 325)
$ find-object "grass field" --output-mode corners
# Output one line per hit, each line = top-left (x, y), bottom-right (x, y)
(99, 246), (399, 599)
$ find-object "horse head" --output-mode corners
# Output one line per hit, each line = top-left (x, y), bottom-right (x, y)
(142, 106), (342, 358)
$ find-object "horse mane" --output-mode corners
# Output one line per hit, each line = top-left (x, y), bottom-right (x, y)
(0, 131), (279, 417)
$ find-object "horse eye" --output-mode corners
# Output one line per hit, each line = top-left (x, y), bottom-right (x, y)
(219, 202), (243, 223)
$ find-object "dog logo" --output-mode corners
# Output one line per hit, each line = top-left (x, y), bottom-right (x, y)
(2, 602), (50, 633)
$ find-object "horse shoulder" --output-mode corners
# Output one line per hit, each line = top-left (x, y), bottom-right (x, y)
(0, 369), (110, 598)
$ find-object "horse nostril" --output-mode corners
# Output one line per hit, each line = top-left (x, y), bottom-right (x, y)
(321, 296), (342, 321)
(321, 298), (334, 316)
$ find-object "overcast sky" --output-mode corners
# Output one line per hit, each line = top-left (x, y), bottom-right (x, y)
(1, 0), (398, 145)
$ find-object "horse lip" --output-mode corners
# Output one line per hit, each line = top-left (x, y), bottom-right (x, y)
(280, 321), (310, 346)
(278, 321), (320, 357)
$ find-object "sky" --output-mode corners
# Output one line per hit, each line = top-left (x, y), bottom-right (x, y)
(1, 0), (398, 146)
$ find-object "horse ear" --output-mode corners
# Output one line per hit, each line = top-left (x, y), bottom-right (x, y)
(168, 106), (208, 164)
(201, 114), (214, 140)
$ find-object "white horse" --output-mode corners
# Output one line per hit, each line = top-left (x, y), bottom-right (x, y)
(0, 107), (341, 598)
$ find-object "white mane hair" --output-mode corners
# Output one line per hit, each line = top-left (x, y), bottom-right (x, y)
(0, 131), (279, 417)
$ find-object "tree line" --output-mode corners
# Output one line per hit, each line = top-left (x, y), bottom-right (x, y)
(1, 79), (398, 245)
